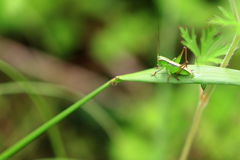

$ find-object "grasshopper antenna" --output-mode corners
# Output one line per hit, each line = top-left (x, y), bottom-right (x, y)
(153, 5), (160, 57)
(157, 18), (160, 57)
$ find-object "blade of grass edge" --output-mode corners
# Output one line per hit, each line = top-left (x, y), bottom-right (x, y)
(118, 65), (240, 85)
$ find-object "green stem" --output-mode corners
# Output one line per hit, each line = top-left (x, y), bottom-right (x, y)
(0, 81), (111, 159)
(179, 100), (204, 160)
(179, 32), (240, 158)
(179, 85), (215, 160)
(179, 1), (240, 159)
(0, 81), (123, 144)
(220, 34), (240, 68)
(0, 60), (66, 157)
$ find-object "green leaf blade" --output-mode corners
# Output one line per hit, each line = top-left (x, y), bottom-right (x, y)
(118, 65), (240, 85)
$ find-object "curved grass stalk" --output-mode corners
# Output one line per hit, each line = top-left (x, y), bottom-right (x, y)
(0, 81), (110, 159)
(0, 60), (66, 157)
(0, 81), (123, 144)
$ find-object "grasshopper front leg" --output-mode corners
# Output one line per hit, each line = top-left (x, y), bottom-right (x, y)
(151, 67), (164, 76)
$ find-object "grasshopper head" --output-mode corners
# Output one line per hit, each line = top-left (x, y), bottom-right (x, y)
(157, 55), (172, 67)
(157, 55), (163, 61)
(156, 55), (163, 66)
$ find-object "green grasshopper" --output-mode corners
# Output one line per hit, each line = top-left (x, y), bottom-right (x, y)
(152, 46), (193, 83)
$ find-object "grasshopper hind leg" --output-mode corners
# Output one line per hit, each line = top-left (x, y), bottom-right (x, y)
(167, 63), (188, 83)
(166, 73), (180, 83)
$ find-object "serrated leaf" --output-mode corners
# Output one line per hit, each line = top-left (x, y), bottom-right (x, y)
(200, 27), (220, 55)
(117, 65), (240, 85)
(208, 6), (240, 35)
(209, 6), (237, 26)
(179, 26), (228, 65)
(179, 26), (200, 56)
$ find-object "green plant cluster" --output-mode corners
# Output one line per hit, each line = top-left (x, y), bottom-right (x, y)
(0, 0), (240, 160)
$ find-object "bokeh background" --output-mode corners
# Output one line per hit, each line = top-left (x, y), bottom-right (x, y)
(0, 0), (240, 160)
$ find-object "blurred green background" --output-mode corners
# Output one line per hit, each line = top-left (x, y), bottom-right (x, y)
(0, 0), (240, 160)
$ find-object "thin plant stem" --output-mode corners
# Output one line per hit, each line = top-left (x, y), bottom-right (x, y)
(0, 81), (124, 144)
(179, 1), (240, 159)
(0, 81), (111, 159)
(0, 60), (66, 157)
(221, 34), (240, 68)
(179, 85), (215, 160)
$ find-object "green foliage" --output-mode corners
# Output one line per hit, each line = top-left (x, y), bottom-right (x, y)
(180, 26), (229, 65)
(208, 6), (240, 34)
(1, 0), (240, 160)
